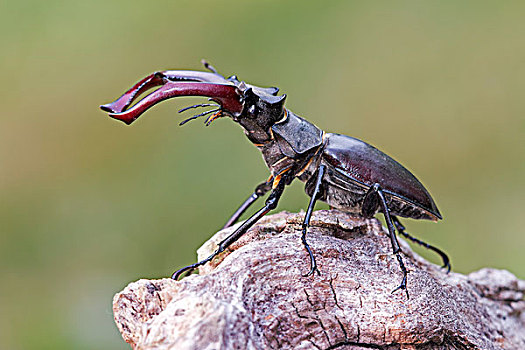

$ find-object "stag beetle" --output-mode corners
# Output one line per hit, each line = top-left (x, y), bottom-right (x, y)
(100, 61), (450, 298)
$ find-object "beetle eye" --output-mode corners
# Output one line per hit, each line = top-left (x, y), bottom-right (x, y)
(248, 105), (256, 116)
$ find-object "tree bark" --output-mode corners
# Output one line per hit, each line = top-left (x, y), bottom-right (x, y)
(113, 210), (525, 349)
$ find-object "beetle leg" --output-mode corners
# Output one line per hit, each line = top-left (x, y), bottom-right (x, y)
(363, 183), (409, 299)
(392, 216), (451, 273)
(222, 181), (272, 229)
(172, 177), (286, 280)
(301, 165), (326, 277)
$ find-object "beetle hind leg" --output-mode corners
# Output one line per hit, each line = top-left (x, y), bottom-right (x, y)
(392, 216), (451, 273)
(363, 184), (409, 298)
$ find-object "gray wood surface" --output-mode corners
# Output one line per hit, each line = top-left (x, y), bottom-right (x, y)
(113, 210), (525, 349)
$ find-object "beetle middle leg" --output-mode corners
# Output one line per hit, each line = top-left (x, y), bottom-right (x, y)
(392, 216), (451, 273)
(362, 183), (409, 298)
(172, 177), (286, 280)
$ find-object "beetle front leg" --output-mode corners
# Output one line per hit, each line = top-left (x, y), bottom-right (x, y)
(362, 183), (409, 298)
(301, 165), (326, 277)
(172, 178), (286, 280)
(223, 181), (272, 229)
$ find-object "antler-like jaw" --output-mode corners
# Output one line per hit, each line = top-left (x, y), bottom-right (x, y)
(100, 71), (244, 125)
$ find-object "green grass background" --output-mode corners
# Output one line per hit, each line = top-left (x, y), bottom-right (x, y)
(1, 1), (524, 348)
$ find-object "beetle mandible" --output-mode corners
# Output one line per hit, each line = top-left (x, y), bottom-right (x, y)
(100, 61), (450, 298)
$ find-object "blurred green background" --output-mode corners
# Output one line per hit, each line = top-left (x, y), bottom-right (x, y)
(1, 0), (524, 348)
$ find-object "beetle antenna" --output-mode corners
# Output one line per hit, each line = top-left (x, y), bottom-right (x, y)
(201, 59), (222, 77)
(179, 108), (221, 126)
(178, 103), (219, 113)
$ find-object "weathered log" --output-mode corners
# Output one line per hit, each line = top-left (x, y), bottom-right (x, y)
(113, 210), (525, 349)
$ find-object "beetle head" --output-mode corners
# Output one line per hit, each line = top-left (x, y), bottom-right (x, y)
(237, 83), (286, 121)
(229, 81), (286, 141)
(100, 63), (286, 142)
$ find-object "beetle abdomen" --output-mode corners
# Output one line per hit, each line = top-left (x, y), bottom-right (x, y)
(322, 133), (442, 221)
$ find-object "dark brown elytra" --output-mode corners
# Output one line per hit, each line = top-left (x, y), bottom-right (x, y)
(100, 61), (450, 298)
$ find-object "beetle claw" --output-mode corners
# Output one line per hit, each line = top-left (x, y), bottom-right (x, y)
(442, 261), (452, 274)
(101, 69), (243, 125)
(391, 277), (409, 299)
(103, 82), (242, 125)
(302, 265), (321, 278)
(171, 267), (195, 280)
